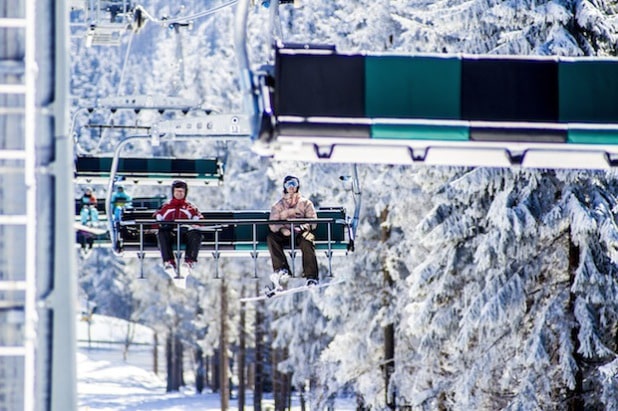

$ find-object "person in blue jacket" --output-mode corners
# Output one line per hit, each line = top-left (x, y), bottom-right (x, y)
(110, 184), (132, 221)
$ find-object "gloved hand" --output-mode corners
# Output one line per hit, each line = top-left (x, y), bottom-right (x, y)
(301, 230), (315, 242)
(294, 224), (311, 233)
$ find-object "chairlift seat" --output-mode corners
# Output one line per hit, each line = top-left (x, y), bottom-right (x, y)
(117, 207), (350, 256)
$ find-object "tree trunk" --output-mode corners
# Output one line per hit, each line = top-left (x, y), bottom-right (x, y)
(212, 351), (220, 393)
(272, 347), (291, 411)
(567, 235), (584, 410)
(383, 323), (395, 409)
(205, 354), (210, 389)
(254, 282), (264, 411)
(176, 336), (184, 387)
(220, 279), (230, 410)
(195, 347), (205, 394)
(153, 332), (158, 375)
(299, 385), (306, 411)
(239, 293), (246, 411)
(380, 206), (396, 410)
(166, 332), (183, 392)
(123, 321), (133, 362)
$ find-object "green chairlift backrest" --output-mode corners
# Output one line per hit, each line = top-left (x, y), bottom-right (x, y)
(559, 60), (618, 144)
(75, 157), (223, 182)
(130, 196), (168, 209)
(273, 47), (618, 145)
(233, 211), (271, 244)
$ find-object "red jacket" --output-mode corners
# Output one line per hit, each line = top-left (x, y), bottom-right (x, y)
(154, 198), (201, 221)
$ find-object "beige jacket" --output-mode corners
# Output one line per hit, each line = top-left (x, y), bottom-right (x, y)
(269, 192), (317, 234)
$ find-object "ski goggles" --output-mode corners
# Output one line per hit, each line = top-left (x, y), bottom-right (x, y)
(284, 178), (299, 189)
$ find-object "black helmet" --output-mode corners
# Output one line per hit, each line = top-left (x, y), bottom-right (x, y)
(171, 180), (188, 198)
(282, 175), (300, 193)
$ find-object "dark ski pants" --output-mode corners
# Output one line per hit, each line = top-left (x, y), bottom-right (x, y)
(267, 230), (318, 280)
(157, 226), (202, 264)
(78, 231), (94, 249)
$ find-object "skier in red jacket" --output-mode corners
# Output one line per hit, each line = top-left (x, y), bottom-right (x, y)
(154, 180), (203, 273)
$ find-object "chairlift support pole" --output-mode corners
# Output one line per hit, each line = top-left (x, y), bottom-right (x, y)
(174, 222), (183, 278)
(137, 223), (145, 279)
(326, 222), (333, 276)
(251, 222), (259, 278)
(288, 222), (296, 276)
(234, 0), (260, 139)
(350, 164), (361, 249)
(105, 134), (150, 247)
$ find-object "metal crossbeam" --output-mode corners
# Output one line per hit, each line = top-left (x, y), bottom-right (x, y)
(0, 347), (27, 356)
(154, 114), (252, 137)
(0, 281), (27, 291)
(0, 18), (27, 27)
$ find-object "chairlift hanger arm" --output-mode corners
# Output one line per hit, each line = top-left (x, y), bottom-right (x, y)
(71, 96), (204, 156)
(234, 0), (260, 140)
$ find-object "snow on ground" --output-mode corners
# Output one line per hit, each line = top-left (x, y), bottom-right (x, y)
(77, 314), (356, 410)
(78, 350), (220, 411)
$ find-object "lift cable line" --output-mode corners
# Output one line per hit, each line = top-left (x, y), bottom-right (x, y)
(133, 0), (239, 27)
(74, 0), (239, 46)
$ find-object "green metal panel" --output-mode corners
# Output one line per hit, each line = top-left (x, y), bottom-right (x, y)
(235, 243), (269, 251)
(365, 55), (461, 119)
(149, 158), (172, 174)
(75, 157), (222, 180)
(567, 129), (618, 144)
(233, 211), (270, 243)
(559, 60), (618, 123)
(195, 158), (219, 174)
(317, 243), (348, 250)
(234, 242), (347, 251)
(372, 123), (469, 141)
(314, 209), (346, 242)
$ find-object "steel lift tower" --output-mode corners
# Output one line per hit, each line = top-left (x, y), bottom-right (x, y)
(0, 1), (75, 410)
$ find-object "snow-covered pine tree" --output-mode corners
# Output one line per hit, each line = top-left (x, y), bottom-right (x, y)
(396, 167), (618, 409)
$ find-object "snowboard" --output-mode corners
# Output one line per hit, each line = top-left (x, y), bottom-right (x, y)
(240, 278), (344, 302)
